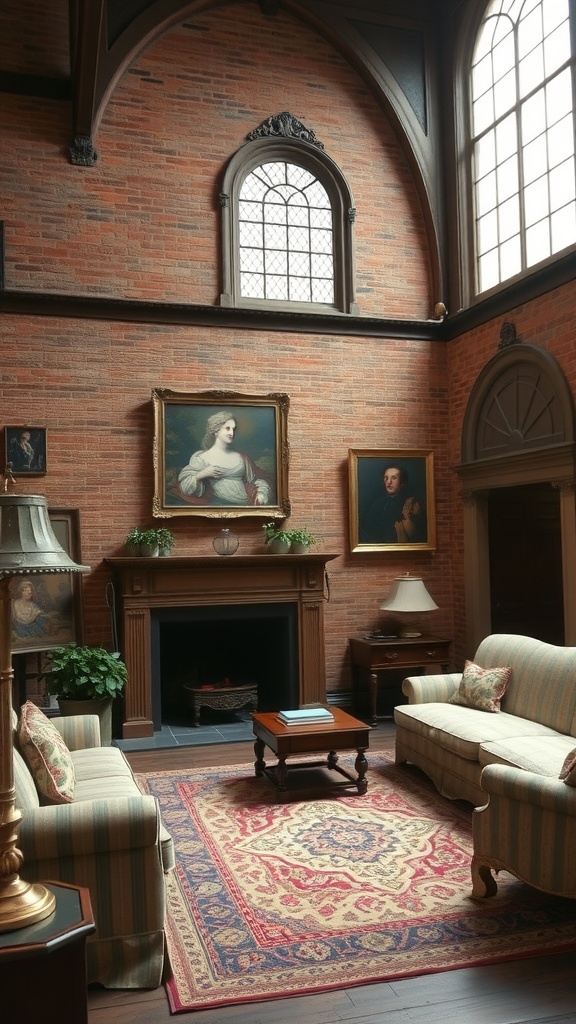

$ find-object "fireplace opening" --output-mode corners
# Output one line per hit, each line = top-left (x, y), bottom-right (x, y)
(151, 603), (299, 729)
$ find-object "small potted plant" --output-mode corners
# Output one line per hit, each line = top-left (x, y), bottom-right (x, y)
(262, 521), (292, 554)
(126, 526), (175, 556)
(140, 528), (161, 556)
(125, 527), (145, 555)
(43, 643), (128, 745)
(156, 527), (175, 556)
(288, 527), (319, 553)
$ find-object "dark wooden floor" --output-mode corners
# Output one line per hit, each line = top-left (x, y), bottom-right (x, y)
(87, 728), (576, 1024)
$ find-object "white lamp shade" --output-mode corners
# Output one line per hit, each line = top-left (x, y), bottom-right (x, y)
(380, 574), (438, 638)
(380, 574), (438, 614)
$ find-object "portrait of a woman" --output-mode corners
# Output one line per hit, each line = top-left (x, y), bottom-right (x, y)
(11, 580), (50, 641)
(177, 410), (273, 506)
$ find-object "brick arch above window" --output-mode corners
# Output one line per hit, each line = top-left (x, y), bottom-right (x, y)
(220, 119), (358, 314)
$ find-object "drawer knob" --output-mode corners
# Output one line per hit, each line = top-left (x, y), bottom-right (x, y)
(426, 649), (438, 658)
(385, 652), (398, 661)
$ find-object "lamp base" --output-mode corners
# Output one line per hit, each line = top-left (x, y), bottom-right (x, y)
(397, 627), (422, 638)
(0, 877), (56, 933)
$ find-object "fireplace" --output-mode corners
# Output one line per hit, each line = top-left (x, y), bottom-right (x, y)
(106, 553), (337, 738)
(151, 602), (298, 728)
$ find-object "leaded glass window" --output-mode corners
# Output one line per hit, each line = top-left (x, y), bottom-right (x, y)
(238, 161), (334, 304)
(471, 0), (576, 294)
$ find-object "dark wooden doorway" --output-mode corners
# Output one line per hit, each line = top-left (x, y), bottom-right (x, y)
(488, 483), (564, 645)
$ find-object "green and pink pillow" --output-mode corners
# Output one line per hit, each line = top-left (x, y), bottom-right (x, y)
(18, 701), (75, 803)
(448, 659), (512, 713)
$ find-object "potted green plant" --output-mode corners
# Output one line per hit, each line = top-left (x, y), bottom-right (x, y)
(125, 526), (175, 556)
(139, 528), (160, 556)
(142, 527), (176, 556)
(288, 527), (319, 553)
(43, 643), (128, 745)
(125, 527), (145, 555)
(155, 526), (175, 556)
(262, 521), (292, 554)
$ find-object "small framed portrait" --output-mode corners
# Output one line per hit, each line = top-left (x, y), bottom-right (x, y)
(349, 449), (436, 553)
(5, 425), (47, 476)
(9, 508), (84, 654)
(152, 388), (291, 519)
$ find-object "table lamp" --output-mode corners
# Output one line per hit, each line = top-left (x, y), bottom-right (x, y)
(0, 491), (90, 932)
(380, 572), (438, 638)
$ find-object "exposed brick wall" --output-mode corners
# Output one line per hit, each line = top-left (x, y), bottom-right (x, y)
(0, 3), (447, 703)
(1, 2), (574, 709)
(0, 0), (69, 78)
(1, 5), (431, 317)
(0, 312), (452, 696)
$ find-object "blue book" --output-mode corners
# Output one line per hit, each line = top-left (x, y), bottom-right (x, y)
(278, 708), (334, 723)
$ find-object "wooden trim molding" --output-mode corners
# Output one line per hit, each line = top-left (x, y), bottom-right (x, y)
(106, 553), (338, 738)
(455, 342), (576, 650)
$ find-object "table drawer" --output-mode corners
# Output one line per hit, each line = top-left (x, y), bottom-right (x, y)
(368, 643), (450, 670)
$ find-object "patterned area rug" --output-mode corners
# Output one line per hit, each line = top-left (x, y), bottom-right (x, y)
(137, 754), (576, 1014)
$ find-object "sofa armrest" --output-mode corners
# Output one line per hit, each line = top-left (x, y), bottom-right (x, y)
(50, 714), (101, 750)
(401, 672), (462, 703)
(480, 764), (576, 818)
(19, 795), (161, 860)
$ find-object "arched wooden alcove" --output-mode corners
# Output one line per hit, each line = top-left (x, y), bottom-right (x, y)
(455, 331), (576, 651)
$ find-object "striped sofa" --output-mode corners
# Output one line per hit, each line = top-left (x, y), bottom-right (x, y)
(13, 710), (175, 988)
(394, 634), (576, 898)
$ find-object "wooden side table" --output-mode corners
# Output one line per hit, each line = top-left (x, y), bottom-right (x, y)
(349, 635), (452, 725)
(0, 881), (95, 1024)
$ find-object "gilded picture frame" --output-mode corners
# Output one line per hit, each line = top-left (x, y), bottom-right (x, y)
(152, 388), (291, 519)
(349, 449), (436, 553)
(5, 425), (47, 476)
(9, 508), (84, 654)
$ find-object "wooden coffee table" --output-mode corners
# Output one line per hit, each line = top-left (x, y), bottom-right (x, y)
(251, 707), (371, 801)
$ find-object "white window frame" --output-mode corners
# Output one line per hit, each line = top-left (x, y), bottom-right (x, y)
(466, 0), (576, 299)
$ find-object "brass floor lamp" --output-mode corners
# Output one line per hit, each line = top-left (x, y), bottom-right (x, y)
(0, 492), (90, 932)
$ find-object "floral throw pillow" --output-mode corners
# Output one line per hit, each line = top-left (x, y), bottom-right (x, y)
(18, 701), (75, 803)
(448, 660), (512, 713)
(559, 747), (576, 786)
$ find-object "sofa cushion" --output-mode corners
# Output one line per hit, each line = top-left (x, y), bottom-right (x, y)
(394, 702), (561, 762)
(559, 747), (576, 785)
(72, 746), (135, 782)
(480, 735), (576, 776)
(448, 659), (511, 713)
(18, 701), (75, 804)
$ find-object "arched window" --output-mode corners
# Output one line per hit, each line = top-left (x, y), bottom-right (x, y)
(470, 0), (576, 295)
(220, 113), (357, 314)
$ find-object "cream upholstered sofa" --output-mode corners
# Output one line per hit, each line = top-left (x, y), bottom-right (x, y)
(394, 633), (576, 899)
(13, 704), (175, 989)
(471, 760), (576, 899)
(394, 633), (576, 806)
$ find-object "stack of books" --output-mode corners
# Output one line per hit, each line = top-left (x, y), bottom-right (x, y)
(278, 707), (334, 725)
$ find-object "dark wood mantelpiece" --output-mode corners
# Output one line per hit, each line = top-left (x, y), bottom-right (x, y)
(106, 553), (339, 739)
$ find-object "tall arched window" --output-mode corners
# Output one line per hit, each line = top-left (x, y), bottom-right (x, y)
(470, 0), (576, 295)
(239, 161), (333, 304)
(220, 114), (357, 314)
